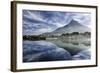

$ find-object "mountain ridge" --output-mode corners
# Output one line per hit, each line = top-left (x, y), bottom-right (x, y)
(42, 20), (90, 35)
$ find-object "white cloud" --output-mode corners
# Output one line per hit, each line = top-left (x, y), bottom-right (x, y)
(71, 13), (91, 28)
(23, 10), (91, 35)
(27, 11), (45, 22)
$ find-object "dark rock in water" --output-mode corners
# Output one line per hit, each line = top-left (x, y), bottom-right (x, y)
(23, 41), (72, 62)
(72, 49), (91, 60)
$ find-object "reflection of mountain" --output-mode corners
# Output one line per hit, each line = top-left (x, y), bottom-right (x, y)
(42, 20), (90, 35)
(23, 40), (91, 62)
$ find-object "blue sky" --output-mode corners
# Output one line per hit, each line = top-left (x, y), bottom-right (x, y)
(23, 10), (91, 35)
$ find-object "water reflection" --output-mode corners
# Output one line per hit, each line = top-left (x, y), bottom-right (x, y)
(71, 42), (79, 45)
(23, 40), (91, 62)
(23, 41), (72, 62)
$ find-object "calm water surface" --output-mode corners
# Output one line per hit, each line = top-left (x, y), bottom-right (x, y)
(23, 39), (91, 62)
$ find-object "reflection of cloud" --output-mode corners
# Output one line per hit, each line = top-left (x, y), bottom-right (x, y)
(72, 49), (91, 60)
(23, 41), (72, 62)
(23, 10), (91, 35)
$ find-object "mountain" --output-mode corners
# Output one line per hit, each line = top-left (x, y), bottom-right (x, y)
(42, 20), (90, 35)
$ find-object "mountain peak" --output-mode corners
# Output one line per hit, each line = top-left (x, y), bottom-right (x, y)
(42, 20), (90, 35)
(51, 20), (90, 34)
(66, 19), (82, 27)
(70, 19), (79, 24)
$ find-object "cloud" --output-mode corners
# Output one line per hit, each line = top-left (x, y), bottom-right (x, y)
(23, 10), (91, 35)
(24, 10), (45, 22)
(71, 13), (91, 28)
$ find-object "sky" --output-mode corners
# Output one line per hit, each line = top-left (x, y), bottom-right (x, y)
(23, 10), (91, 35)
